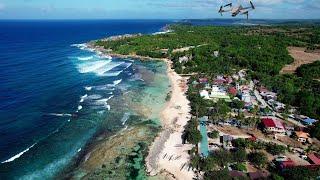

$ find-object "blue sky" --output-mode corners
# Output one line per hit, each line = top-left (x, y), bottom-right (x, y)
(0, 0), (319, 19)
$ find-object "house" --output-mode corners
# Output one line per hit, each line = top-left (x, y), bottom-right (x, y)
(301, 118), (317, 126)
(192, 80), (199, 86)
(238, 70), (247, 80)
(213, 50), (219, 57)
(222, 135), (233, 149)
(248, 170), (269, 180)
(179, 56), (190, 63)
(214, 76), (226, 85)
(228, 87), (238, 96)
(210, 85), (230, 101)
(308, 153), (320, 165)
(232, 74), (240, 81)
(295, 131), (310, 143)
(261, 92), (277, 101)
(262, 118), (286, 134)
(204, 83), (211, 89)
(226, 76), (233, 84)
(199, 78), (208, 84)
(273, 101), (286, 112)
(285, 126), (295, 136)
(200, 90), (210, 100)
(259, 86), (269, 94)
(241, 92), (252, 105)
(279, 160), (295, 170)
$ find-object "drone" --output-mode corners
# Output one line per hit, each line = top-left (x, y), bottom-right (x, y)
(218, 1), (255, 20)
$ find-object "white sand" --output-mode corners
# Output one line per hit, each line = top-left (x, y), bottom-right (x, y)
(146, 59), (195, 180)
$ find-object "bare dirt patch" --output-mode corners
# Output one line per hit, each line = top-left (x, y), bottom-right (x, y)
(281, 47), (320, 74)
(277, 136), (306, 149)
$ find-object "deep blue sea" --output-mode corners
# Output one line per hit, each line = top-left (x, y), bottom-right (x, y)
(1, 18), (307, 179)
(0, 20), (172, 179)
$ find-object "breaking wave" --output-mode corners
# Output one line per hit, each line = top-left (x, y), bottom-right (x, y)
(77, 56), (94, 61)
(47, 113), (73, 117)
(1, 143), (37, 164)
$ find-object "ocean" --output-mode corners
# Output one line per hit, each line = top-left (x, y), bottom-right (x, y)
(0, 18), (297, 179)
(0, 20), (172, 179)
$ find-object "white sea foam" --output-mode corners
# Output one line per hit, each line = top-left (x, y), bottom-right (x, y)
(96, 62), (125, 76)
(101, 70), (123, 77)
(77, 60), (112, 74)
(80, 94), (88, 103)
(77, 105), (83, 111)
(93, 96), (114, 105)
(71, 43), (87, 50)
(77, 60), (125, 76)
(47, 113), (72, 117)
(86, 94), (103, 100)
(90, 96), (114, 111)
(97, 110), (105, 114)
(99, 54), (112, 60)
(106, 104), (111, 111)
(121, 112), (130, 126)
(85, 86), (92, 91)
(1, 143), (37, 164)
(92, 85), (115, 91)
(124, 62), (133, 69)
(113, 79), (122, 86)
(77, 56), (94, 61)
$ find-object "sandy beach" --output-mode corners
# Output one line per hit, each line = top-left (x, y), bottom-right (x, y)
(87, 42), (195, 179)
(146, 59), (195, 180)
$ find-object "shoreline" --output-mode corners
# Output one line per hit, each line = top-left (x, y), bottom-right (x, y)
(86, 42), (167, 61)
(146, 59), (195, 179)
(88, 42), (195, 179)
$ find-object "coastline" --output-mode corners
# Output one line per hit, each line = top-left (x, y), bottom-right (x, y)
(146, 59), (195, 179)
(88, 41), (195, 179)
(86, 41), (167, 61)
(61, 52), (170, 179)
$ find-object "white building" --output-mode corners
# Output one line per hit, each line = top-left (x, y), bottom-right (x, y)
(213, 51), (219, 57)
(179, 56), (189, 63)
(200, 90), (210, 99)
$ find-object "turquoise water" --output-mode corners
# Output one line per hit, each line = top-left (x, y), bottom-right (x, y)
(199, 118), (209, 157)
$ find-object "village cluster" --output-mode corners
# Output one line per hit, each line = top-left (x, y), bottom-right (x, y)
(193, 69), (320, 179)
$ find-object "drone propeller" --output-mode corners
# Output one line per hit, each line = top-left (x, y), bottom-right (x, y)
(250, 1), (255, 9)
(219, 6), (223, 16)
(241, 11), (249, 20)
(224, 3), (232, 7)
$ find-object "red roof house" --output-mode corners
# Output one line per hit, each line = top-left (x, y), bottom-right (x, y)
(308, 153), (320, 165)
(262, 118), (286, 134)
(228, 87), (238, 96)
(279, 160), (295, 169)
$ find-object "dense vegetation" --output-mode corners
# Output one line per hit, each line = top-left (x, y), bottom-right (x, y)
(182, 118), (202, 144)
(96, 25), (320, 119)
(95, 24), (320, 178)
(278, 166), (320, 180)
(296, 61), (320, 79)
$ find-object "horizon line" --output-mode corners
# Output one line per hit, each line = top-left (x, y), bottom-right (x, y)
(0, 18), (320, 21)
